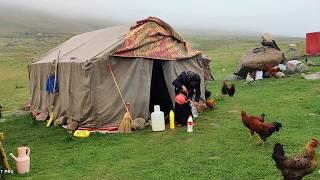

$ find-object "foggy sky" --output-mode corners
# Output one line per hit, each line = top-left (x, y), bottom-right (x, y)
(1, 0), (320, 37)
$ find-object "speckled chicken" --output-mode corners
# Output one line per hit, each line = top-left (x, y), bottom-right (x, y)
(272, 138), (318, 180)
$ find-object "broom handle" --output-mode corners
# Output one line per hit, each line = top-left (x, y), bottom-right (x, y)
(52, 50), (60, 97)
(107, 64), (133, 121)
(50, 50), (60, 111)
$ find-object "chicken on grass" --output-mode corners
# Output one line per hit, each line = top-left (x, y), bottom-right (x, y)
(272, 138), (318, 180)
(241, 111), (282, 144)
(221, 80), (236, 99)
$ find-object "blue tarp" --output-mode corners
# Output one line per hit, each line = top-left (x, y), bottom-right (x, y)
(46, 74), (59, 93)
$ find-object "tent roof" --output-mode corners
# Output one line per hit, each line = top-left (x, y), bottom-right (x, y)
(32, 17), (201, 64)
(112, 17), (201, 60)
(33, 25), (130, 64)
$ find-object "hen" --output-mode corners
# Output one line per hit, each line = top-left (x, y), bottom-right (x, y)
(246, 73), (255, 85)
(241, 111), (282, 143)
(221, 81), (236, 99)
(221, 80), (229, 98)
(228, 84), (236, 97)
(272, 138), (318, 180)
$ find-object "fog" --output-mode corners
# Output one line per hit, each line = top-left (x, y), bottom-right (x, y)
(1, 0), (319, 37)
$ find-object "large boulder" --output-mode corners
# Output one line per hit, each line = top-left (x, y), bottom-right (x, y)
(236, 46), (285, 78)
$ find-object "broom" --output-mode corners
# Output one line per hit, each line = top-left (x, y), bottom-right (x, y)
(107, 64), (133, 133)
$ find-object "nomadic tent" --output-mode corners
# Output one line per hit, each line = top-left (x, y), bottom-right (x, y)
(306, 32), (320, 55)
(28, 17), (212, 128)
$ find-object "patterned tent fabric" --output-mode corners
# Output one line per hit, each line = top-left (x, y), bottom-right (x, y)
(111, 16), (201, 60)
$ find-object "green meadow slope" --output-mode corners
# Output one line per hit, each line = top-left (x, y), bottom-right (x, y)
(1, 32), (320, 179)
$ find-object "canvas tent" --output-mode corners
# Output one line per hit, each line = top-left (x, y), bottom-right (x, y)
(28, 17), (212, 128)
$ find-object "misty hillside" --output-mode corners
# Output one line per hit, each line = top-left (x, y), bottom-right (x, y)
(0, 6), (116, 34)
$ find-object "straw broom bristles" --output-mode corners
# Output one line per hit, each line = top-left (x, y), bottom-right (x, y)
(118, 111), (132, 133)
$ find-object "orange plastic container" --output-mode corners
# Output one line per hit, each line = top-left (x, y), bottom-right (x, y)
(175, 92), (189, 105)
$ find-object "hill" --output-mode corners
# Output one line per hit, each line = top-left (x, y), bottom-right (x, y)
(0, 5), (116, 34)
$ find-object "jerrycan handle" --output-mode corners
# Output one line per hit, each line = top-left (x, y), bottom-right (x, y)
(26, 147), (31, 156)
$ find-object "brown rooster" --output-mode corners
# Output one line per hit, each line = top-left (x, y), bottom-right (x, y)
(241, 111), (265, 140)
(272, 138), (318, 180)
(241, 111), (282, 143)
(266, 64), (280, 78)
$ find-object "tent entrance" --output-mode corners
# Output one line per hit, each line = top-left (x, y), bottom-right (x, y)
(149, 61), (173, 119)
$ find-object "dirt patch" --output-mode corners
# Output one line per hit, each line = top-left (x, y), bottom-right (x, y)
(209, 122), (218, 126)
(208, 156), (221, 160)
(181, 137), (192, 143)
(226, 110), (239, 113)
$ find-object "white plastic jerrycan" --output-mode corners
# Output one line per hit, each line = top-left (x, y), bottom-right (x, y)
(151, 105), (165, 131)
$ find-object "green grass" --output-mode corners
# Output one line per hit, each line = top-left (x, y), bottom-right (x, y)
(1, 33), (320, 179)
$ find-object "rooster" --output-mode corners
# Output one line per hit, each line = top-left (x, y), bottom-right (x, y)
(241, 111), (265, 140)
(221, 80), (229, 99)
(221, 81), (236, 99)
(266, 64), (280, 78)
(241, 111), (282, 144)
(272, 138), (318, 180)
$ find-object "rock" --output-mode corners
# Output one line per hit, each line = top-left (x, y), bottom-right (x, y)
(131, 118), (146, 130)
(224, 74), (242, 81)
(66, 119), (79, 131)
(0, 118), (7, 123)
(296, 63), (309, 73)
(285, 63), (296, 74)
(12, 110), (30, 117)
(34, 110), (49, 121)
(302, 72), (320, 80)
(275, 72), (285, 78)
(286, 60), (308, 74)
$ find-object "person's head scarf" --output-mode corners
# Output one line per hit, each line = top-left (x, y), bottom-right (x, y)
(186, 71), (200, 83)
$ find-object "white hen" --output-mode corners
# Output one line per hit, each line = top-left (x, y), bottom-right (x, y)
(245, 73), (255, 85)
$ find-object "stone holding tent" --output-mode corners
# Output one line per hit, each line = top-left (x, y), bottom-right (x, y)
(235, 33), (285, 78)
(28, 17), (213, 128)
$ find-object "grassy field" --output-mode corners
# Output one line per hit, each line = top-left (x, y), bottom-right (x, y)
(1, 33), (320, 179)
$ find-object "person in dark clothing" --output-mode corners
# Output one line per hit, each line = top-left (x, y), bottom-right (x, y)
(172, 71), (201, 125)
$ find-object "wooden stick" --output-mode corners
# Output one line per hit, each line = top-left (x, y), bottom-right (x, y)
(107, 64), (133, 122)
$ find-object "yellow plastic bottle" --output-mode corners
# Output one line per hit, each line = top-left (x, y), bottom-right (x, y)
(169, 110), (175, 129)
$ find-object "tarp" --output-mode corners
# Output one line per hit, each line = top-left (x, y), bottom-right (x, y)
(28, 17), (207, 128)
(111, 16), (201, 60)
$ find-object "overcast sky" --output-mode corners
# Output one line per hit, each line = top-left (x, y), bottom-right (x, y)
(1, 0), (319, 37)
